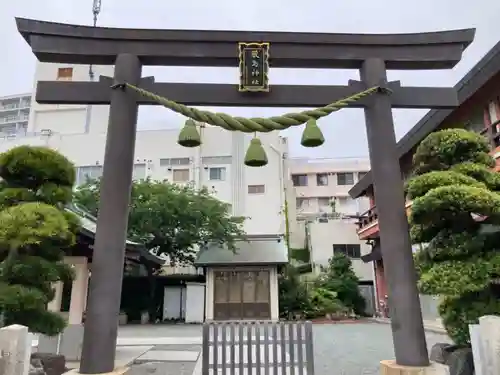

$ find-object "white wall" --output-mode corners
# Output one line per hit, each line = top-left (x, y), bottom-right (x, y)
(28, 63), (114, 134)
(185, 283), (206, 323)
(0, 61), (288, 236)
(308, 220), (374, 282)
(0, 127), (285, 236)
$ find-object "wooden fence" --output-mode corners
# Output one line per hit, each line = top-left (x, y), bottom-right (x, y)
(202, 320), (315, 375)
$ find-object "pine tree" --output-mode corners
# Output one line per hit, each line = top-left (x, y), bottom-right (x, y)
(408, 129), (500, 345)
(0, 146), (79, 335)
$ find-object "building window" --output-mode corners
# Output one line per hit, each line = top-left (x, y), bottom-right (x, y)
(333, 244), (361, 259)
(316, 173), (328, 186)
(160, 157), (190, 166)
(248, 184), (265, 194)
(202, 156), (232, 165)
(173, 168), (190, 182)
(132, 163), (146, 181)
(358, 171), (368, 180)
(209, 167), (226, 181)
(75, 165), (103, 185)
(292, 174), (308, 187)
(337, 172), (354, 185)
(296, 197), (310, 209)
(57, 67), (73, 81)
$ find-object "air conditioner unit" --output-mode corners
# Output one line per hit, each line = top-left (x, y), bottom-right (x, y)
(40, 129), (52, 136)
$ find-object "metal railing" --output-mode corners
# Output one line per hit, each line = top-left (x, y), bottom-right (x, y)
(479, 119), (500, 149)
(357, 120), (500, 232)
(356, 206), (378, 230)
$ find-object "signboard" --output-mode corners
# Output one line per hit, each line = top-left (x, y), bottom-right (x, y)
(238, 42), (270, 92)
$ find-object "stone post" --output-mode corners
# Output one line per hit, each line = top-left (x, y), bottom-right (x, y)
(0, 324), (31, 375)
(380, 360), (449, 375)
(478, 315), (500, 375)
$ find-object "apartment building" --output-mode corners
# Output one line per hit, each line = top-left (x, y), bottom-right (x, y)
(0, 62), (287, 237)
(0, 93), (31, 135)
(287, 157), (376, 311)
(289, 157), (371, 218)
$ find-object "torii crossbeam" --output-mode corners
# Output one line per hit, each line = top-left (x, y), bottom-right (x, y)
(16, 17), (474, 374)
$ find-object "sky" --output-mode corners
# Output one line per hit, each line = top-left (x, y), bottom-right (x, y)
(1, 0), (499, 158)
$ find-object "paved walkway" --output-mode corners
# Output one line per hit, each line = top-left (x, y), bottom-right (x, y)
(370, 317), (447, 334)
(32, 322), (451, 375)
(32, 326), (203, 373)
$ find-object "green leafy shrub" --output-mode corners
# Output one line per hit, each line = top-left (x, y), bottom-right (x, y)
(316, 253), (366, 315)
(278, 265), (348, 320)
(278, 266), (313, 319)
(408, 129), (500, 345)
(0, 146), (78, 335)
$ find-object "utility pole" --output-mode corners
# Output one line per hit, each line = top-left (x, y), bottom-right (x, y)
(84, 0), (102, 133)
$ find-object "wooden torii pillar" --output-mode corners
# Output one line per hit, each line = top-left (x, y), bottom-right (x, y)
(16, 18), (474, 374)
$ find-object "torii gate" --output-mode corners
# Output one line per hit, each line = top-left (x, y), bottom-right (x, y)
(16, 18), (474, 374)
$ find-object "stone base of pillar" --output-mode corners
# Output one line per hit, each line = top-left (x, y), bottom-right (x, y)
(380, 360), (449, 375)
(64, 366), (129, 375)
(37, 324), (84, 362)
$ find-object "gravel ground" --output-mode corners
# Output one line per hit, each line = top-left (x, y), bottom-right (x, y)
(119, 322), (451, 375)
(312, 323), (451, 375)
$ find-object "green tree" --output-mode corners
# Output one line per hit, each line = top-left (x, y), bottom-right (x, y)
(0, 146), (78, 335)
(74, 178), (246, 265)
(407, 128), (500, 345)
(278, 265), (312, 319)
(317, 253), (366, 315)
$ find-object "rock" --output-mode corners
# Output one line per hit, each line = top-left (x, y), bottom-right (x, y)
(430, 342), (455, 364)
(30, 353), (66, 375)
(445, 347), (474, 375)
(29, 363), (46, 375)
(29, 358), (46, 375)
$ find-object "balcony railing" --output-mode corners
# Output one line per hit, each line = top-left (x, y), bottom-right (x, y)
(357, 206), (378, 230)
(356, 121), (500, 234)
(480, 119), (500, 149)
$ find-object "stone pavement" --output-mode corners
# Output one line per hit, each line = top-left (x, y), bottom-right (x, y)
(30, 322), (452, 375)
(32, 325), (203, 374)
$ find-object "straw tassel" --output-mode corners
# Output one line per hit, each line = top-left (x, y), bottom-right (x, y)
(244, 137), (268, 167)
(301, 119), (325, 148)
(178, 119), (202, 147)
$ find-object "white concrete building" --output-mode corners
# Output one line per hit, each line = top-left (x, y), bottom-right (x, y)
(2, 62), (287, 237)
(0, 93), (31, 135)
(0, 62), (291, 324)
(287, 157), (376, 311)
(289, 157), (371, 217)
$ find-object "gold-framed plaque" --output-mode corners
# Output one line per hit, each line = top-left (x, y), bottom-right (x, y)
(238, 42), (270, 92)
